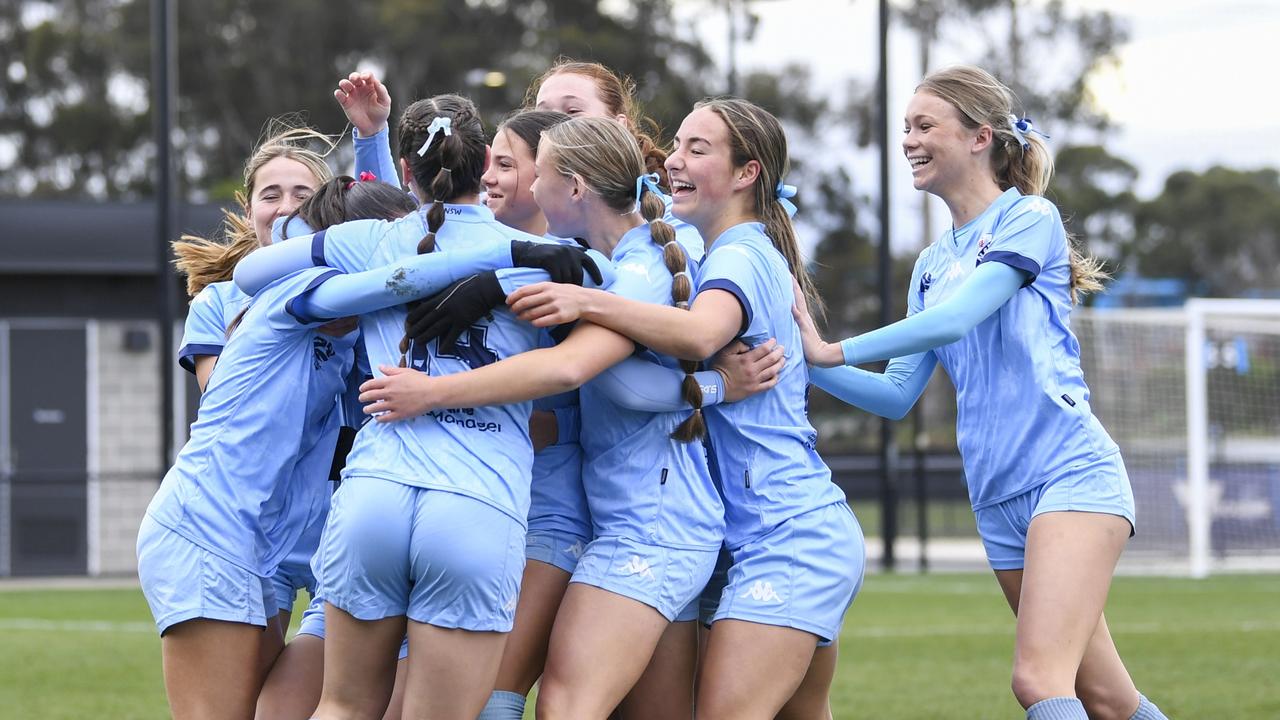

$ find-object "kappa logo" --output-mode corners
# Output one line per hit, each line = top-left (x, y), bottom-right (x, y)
(739, 580), (784, 603)
(564, 540), (585, 559)
(617, 555), (657, 582)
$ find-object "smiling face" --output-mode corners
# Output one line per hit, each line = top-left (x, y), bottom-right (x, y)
(665, 107), (745, 235)
(902, 90), (987, 199)
(535, 72), (625, 123)
(249, 156), (320, 246)
(482, 128), (542, 233)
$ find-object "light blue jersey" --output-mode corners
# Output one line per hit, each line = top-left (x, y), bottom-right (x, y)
(177, 281), (251, 373)
(528, 329), (589, 540)
(147, 267), (356, 576)
(578, 224), (724, 550)
(661, 192), (705, 263)
(311, 204), (545, 523)
(695, 222), (844, 549)
(908, 187), (1118, 510)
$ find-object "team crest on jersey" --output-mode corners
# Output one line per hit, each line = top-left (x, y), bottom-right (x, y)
(918, 271), (933, 299)
(976, 233), (993, 262)
(312, 337), (335, 369)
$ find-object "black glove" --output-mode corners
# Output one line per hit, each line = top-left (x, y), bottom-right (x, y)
(406, 272), (506, 352)
(510, 240), (603, 287)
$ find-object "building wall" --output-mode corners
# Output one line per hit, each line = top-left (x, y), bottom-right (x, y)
(91, 321), (164, 576)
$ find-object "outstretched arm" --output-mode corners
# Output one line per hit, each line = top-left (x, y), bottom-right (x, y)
(798, 260), (1026, 368)
(507, 283), (744, 361)
(810, 351), (937, 420)
(290, 242), (514, 322)
(359, 322), (636, 422)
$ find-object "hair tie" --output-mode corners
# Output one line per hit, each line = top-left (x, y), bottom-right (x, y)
(775, 181), (798, 218)
(1006, 114), (1049, 150)
(358, 171), (377, 182)
(346, 180), (356, 190)
(672, 270), (691, 282)
(634, 172), (663, 213)
(440, 167), (453, 175)
(663, 239), (681, 249)
(416, 116), (453, 157)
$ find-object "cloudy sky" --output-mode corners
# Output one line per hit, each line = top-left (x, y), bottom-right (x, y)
(678, 0), (1278, 249)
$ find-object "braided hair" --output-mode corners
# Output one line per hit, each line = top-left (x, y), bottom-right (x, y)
(393, 94), (487, 365)
(541, 116), (705, 441)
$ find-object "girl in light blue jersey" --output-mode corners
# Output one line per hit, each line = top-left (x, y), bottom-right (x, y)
(498, 98), (866, 720)
(139, 184), (546, 720)
(232, 93), (599, 720)
(358, 116), (779, 720)
(795, 66), (1168, 720)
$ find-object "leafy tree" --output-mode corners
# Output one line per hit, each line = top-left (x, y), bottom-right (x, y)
(1048, 144), (1137, 262)
(1127, 167), (1280, 296)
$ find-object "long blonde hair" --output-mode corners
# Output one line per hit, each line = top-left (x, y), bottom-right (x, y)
(541, 117), (706, 441)
(172, 124), (334, 297)
(917, 66), (1106, 302)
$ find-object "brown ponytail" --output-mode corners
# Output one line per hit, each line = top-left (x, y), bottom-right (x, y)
(696, 98), (826, 323)
(393, 94), (487, 366)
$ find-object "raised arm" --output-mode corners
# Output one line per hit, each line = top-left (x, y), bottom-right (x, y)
(336, 71), (401, 187)
(810, 351), (938, 420)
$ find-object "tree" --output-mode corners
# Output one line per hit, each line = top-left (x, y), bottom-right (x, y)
(1127, 167), (1280, 297)
(1048, 144), (1137, 263)
(2, 1), (717, 201)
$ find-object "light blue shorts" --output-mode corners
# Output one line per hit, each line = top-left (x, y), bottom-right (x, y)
(136, 514), (275, 635)
(976, 452), (1137, 571)
(316, 476), (526, 631)
(296, 594), (409, 660)
(570, 535), (719, 623)
(270, 549), (318, 617)
(525, 528), (590, 574)
(712, 502), (865, 643)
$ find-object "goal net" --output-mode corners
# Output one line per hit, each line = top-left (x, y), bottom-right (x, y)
(1075, 300), (1280, 576)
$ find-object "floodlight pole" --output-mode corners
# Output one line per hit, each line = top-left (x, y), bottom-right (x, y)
(877, 0), (898, 571)
(153, 0), (177, 471)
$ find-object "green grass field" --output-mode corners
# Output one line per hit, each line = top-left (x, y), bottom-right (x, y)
(1, 573), (1276, 718)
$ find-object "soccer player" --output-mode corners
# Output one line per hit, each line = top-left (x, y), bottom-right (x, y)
(794, 65), (1168, 720)
(480, 99), (867, 720)
(139, 186), (563, 720)
(232, 93), (599, 720)
(528, 59), (704, 262)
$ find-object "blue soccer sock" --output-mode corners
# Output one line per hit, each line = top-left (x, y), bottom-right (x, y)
(1026, 696), (1088, 719)
(477, 690), (526, 720)
(1130, 693), (1169, 720)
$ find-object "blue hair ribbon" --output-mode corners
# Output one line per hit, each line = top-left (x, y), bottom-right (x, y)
(416, 116), (453, 157)
(634, 172), (663, 213)
(1007, 114), (1049, 150)
(775, 181), (798, 218)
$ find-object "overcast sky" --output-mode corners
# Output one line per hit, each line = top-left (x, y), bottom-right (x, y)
(677, 0), (1279, 250)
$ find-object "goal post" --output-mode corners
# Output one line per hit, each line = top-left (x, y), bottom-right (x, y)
(1075, 299), (1280, 577)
